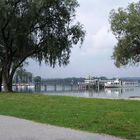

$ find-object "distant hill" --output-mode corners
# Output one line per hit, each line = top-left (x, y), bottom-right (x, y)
(120, 77), (140, 83)
(42, 77), (85, 85)
(41, 77), (140, 84)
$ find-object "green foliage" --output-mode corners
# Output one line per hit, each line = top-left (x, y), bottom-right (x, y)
(14, 68), (33, 83)
(0, 0), (85, 91)
(0, 0), (85, 66)
(0, 94), (140, 140)
(33, 76), (41, 83)
(109, 2), (140, 67)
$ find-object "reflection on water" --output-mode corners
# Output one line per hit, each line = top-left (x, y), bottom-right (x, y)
(11, 84), (140, 99)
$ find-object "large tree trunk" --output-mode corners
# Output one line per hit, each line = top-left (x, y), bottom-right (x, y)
(0, 71), (2, 92)
(3, 74), (12, 92)
(2, 55), (29, 92)
(2, 70), (13, 92)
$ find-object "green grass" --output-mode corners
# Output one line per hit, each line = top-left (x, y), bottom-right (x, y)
(0, 93), (140, 140)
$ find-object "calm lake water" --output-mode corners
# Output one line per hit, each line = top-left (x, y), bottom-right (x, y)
(12, 84), (140, 99)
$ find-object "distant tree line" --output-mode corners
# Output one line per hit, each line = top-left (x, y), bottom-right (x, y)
(42, 77), (85, 85)
(13, 70), (140, 86)
(42, 76), (109, 85)
(12, 69), (112, 85)
(13, 68), (41, 84)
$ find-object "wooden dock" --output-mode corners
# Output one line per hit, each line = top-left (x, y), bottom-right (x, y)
(12, 79), (111, 92)
(78, 79), (105, 90)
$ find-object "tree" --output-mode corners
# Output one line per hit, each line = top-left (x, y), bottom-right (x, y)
(26, 72), (33, 83)
(34, 76), (41, 83)
(0, 66), (2, 92)
(14, 68), (33, 83)
(0, 45), (4, 92)
(0, 0), (85, 92)
(109, 2), (140, 67)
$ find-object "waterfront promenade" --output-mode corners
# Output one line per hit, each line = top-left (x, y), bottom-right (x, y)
(0, 115), (124, 140)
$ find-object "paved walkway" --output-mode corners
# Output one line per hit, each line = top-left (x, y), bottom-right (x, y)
(0, 115), (125, 140)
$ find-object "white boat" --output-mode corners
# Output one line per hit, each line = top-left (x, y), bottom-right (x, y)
(104, 79), (139, 88)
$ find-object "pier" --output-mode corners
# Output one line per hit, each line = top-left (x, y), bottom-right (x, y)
(78, 79), (108, 90)
(34, 82), (79, 92)
(34, 79), (108, 92)
(11, 79), (133, 92)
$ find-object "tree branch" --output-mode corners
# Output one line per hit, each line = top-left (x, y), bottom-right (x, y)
(10, 50), (36, 77)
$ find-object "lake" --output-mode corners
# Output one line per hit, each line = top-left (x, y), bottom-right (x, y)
(12, 84), (140, 99)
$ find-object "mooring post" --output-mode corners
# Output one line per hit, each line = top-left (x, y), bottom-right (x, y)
(71, 84), (73, 91)
(62, 84), (65, 91)
(54, 84), (57, 91)
(97, 80), (100, 91)
(44, 84), (47, 92)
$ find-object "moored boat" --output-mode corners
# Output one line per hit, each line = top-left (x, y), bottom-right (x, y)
(104, 79), (139, 88)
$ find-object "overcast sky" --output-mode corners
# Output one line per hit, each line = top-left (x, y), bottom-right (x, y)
(26, 0), (140, 79)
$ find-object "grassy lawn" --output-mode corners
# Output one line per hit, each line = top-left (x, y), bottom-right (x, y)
(0, 93), (140, 140)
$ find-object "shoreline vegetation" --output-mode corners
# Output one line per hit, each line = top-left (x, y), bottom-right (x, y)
(0, 93), (139, 140)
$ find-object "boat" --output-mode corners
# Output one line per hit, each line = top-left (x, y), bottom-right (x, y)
(104, 79), (139, 88)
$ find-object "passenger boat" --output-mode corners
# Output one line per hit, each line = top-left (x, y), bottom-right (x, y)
(104, 79), (139, 88)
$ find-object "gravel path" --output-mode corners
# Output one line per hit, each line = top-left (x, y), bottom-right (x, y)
(0, 115), (125, 140)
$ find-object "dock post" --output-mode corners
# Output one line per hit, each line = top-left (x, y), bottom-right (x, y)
(71, 84), (73, 91)
(62, 84), (65, 91)
(98, 80), (100, 91)
(97, 80), (99, 91)
(54, 84), (57, 91)
(44, 85), (47, 92)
